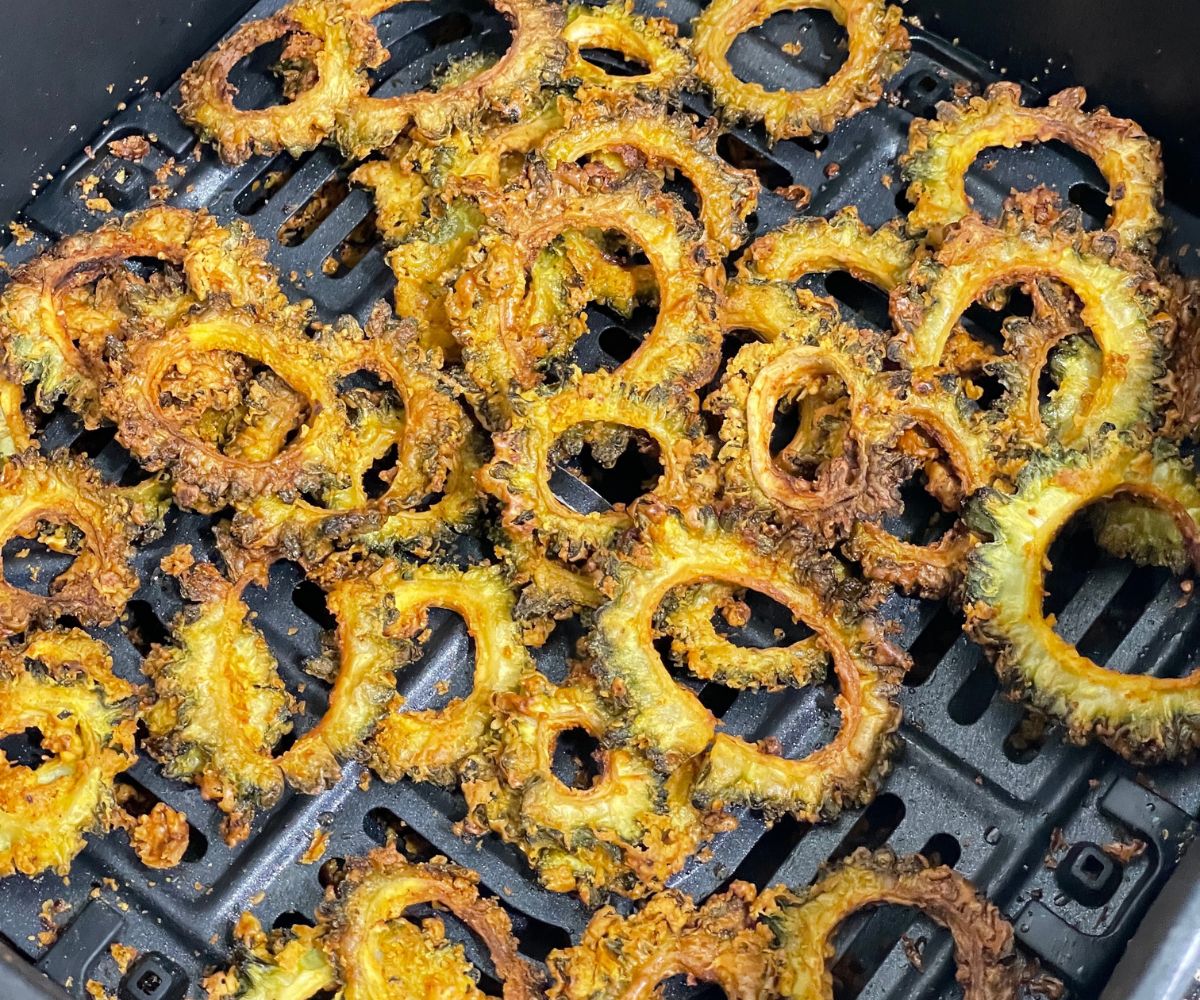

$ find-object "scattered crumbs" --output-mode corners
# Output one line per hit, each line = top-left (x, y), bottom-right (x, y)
(774, 184), (811, 209)
(85, 980), (112, 1000)
(823, 162), (841, 179)
(161, 544), (195, 576)
(7, 221), (34, 245)
(194, 881), (205, 892)
(79, 174), (100, 197)
(36, 898), (70, 947)
(434, 679), (450, 696)
(29, 565), (40, 583)
(110, 942), (139, 974)
(86, 197), (114, 214)
(900, 933), (925, 971)
(1101, 838), (1147, 864)
(15, 547), (29, 559)
(248, 890), (266, 906)
(300, 826), (330, 865)
(116, 101), (127, 112)
(106, 83), (115, 94)
(358, 770), (372, 792)
(881, 172), (894, 190)
(117, 900), (130, 911)
(102, 877), (119, 891)
(149, 184), (172, 201)
(109, 135), (151, 161)
(287, 626), (298, 636)
(781, 40), (803, 56)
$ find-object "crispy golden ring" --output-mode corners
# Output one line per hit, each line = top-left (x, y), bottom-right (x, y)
(902, 82), (1164, 251)
(319, 847), (542, 1000)
(692, 0), (909, 141)
(229, 312), (484, 568)
(463, 669), (729, 901)
(484, 372), (717, 560)
(0, 630), (137, 877)
(143, 565), (295, 845)
(336, 0), (567, 156)
(846, 370), (1002, 599)
(964, 433), (1200, 763)
(708, 326), (904, 542)
(591, 509), (904, 819)
(0, 451), (165, 636)
(0, 207), (289, 423)
(178, 0), (386, 163)
(563, 2), (693, 96)
(104, 301), (356, 509)
(450, 168), (723, 428)
(763, 848), (1029, 1000)
(657, 583), (830, 690)
(890, 215), (1167, 444)
(278, 565), (406, 794)
(547, 882), (777, 1000)
(541, 96), (759, 254)
(368, 562), (533, 784)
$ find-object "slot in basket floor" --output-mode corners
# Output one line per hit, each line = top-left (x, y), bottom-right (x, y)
(1, 2), (1198, 998)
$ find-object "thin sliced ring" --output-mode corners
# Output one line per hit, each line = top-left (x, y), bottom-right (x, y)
(562, 1), (694, 96)
(692, 0), (909, 140)
(902, 82), (1164, 252)
(963, 432), (1200, 763)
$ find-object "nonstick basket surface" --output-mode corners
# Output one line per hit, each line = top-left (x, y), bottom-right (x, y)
(1, 3), (1199, 998)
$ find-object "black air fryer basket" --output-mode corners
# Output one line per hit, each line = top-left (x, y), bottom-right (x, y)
(1, 2), (1199, 998)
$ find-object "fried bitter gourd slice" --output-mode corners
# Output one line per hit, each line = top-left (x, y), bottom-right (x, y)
(367, 562), (534, 784)
(0, 206), (290, 423)
(656, 582), (831, 690)
(450, 166), (723, 428)
(541, 94), (758, 255)
(692, 0), (909, 141)
(336, 0), (567, 155)
(462, 666), (731, 902)
(591, 508), (905, 820)
(319, 848), (543, 1000)
(890, 213), (1168, 445)
(205, 924), (336, 1000)
(562, 2), (694, 96)
(178, 0), (385, 163)
(708, 324), (905, 543)
(483, 372), (717, 560)
(902, 82), (1164, 252)
(0, 450), (166, 636)
(143, 563), (295, 845)
(229, 310), (484, 569)
(104, 299), (357, 509)
(0, 630), (137, 877)
(761, 848), (1034, 1000)
(964, 433), (1200, 763)
(547, 882), (777, 1000)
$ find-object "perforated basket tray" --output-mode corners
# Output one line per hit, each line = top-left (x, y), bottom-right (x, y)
(1, 3), (1199, 999)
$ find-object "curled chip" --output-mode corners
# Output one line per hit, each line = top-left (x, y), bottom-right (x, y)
(890, 213), (1168, 444)
(337, 0), (567, 156)
(103, 300), (357, 509)
(0, 450), (166, 637)
(708, 325), (906, 543)
(178, 0), (386, 163)
(143, 564), (295, 845)
(319, 848), (543, 1000)
(0, 630), (137, 877)
(964, 433), (1200, 763)
(450, 167), (722, 428)
(591, 508), (905, 820)
(462, 667), (732, 901)
(229, 309), (484, 569)
(762, 848), (1033, 1000)
(541, 94), (760, 254)
(0, 206), (289, 423)
(562, 1), (694, 96)
(903, 82), (1164, 251)
(483, 372), (717, 560)
(367, 562), (534, 785)
(657, 582), (830, 690)
(692, 0), (909, 140)
(548, 882), (776, 999)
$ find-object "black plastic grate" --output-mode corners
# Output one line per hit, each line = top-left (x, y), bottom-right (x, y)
(1, 2), (1199, 998)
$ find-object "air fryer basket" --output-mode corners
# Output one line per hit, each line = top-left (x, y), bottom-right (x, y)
(0, 3), (1198, 999)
